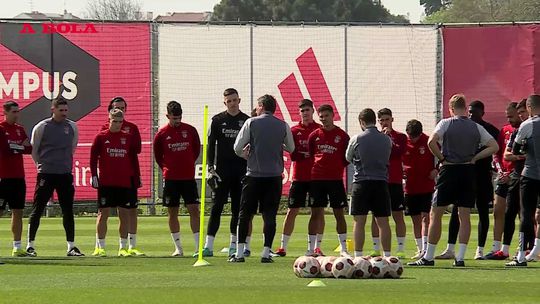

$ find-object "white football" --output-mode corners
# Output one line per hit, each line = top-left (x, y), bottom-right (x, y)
(385, 256), (404, 279)
(351, 257), (372, 279)
(332, 256), (355, 279)
(293, 256), (305, 277)
(320, 256), (337, 278)
(294, 256), (320, 278)
(370, 256), (391, 279)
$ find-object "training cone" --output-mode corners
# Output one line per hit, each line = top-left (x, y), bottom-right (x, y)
(334, 239), (354, 252)
(220, 247), (229, 254)
(307, 279), (326, 287)
(193, 259), (211, 267)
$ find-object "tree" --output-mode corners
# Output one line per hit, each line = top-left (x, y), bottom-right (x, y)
(85, 0), (143, 20)
(212, 0), (409, 23)
(420, 0), (451, 16)
(423, 0), (540, 23)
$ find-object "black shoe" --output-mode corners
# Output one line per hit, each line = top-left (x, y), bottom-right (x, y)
(67, 247), (85, 257)
(505, 259), (527, 267)
(453, 259), (465, 267)
(407, 257), (435, 266)
(26, 247), (37, 257)
(228, 255), (245, 263)
(261, 257), (274, 263)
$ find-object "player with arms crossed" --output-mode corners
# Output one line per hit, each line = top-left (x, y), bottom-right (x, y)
(307, 104), (350, 257)
(154, 101), (201, 257)
(0, 101), (32, 258)
(91, 109), (138, 257)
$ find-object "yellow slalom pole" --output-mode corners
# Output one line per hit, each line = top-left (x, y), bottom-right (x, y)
(194, 105), (210, 267)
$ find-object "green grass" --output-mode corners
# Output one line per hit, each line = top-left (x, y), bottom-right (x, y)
(0, 214), (538, 303)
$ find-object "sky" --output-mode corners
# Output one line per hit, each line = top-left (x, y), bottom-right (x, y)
(0, 0), (425, 23)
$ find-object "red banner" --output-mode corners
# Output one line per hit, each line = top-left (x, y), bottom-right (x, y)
(0, 22), (151, 201)
(442, 25), (537, 128)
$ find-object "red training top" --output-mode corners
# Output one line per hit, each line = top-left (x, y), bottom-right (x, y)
(90, 130), (136, 188)
(101, 120), (141, 177)
(493, 124), (515, 173)
(153, 123), (200, 180)
(388, 129), (407, 184)
(290, 121), (321, 182)
(0, 121), (31, 179)
(308, 126), (350, 181)
(402, 133), (436, 195)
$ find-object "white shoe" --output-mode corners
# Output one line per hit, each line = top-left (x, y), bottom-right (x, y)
(525, 253), (538, 262)
(411, 250), (425, 260)
(172, 248), (184, 257)
(340, 251), (352, 258)
(434, 249), (455, 260)
(474, 250), (485, 260)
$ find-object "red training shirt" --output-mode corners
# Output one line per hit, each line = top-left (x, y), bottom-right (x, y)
(402, 133), (436, 195)
(387, 129), (407, 184)
(308, 126), (350, 181)
(101, 120), (141, 177)
(493, 124), (515, 173)
(90, 130), (136, 188)
(290, 121), (321, 182)
(153, 123), (201, 180)
(0, 121), (31, 179)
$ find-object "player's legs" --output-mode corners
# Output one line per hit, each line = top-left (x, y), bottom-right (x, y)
(229, 176), (243, 253)
(502, 185), (519, 256)
(167, 206), (180, 233)
(375, 216), (392, 256)
(370, 217), (380, 256)
(389, 184), (406, 257)
(426, 206), (445, 256)
(491, 191), (507, 253)
(328, 180), (348, 255)
(260, 177), (282, 262)
(353, 215), (367, 255)
(308, 207), (324, 254)
(5, 178), (26, 256)
(437, 206), (459, 259)
(206, 178), (229, 253)
(231, 176), (258, 261)
(476, 197), (491, 259)
(525, 208), (540, 260)
(455, 207), (471, 262)
(94, 206), (110, 256)
(27, 173), (55, 253)
(117, 207), (131, 256)
(57, 174), (81, 255)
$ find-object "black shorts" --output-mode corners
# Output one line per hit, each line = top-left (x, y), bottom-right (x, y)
(432, 164), (476, 208)
(495, 182), (509, 198)
(0, 178), (26, 210)
(389, 183), (405, 211)
(350, 181), (391, 217)
(98, 187), (135, 209)
(212, 174), (242, 207)
(476, 169), (494, 205)
(239, 176), (282, 216)
(405, 193), (432, 216)
(521, 176), (540, 210)
(309, 180), (347, 209)
(288, 181), (311, 208)
(163, 179), (199, 207)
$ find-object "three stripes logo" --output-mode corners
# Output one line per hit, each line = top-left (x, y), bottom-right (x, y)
(274, 47), (341, 122)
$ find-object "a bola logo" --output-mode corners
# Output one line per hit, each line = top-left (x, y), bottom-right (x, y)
(0, 23), (100, 134)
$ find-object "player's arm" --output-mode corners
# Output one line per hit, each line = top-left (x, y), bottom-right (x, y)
(307, 131), (316, 159)
(471, 125), (499, 163)
(428, 119), (448, 163)
(21, 129), (32, 154)
(0, 128), (11, 155)
(207, 119), (217, 168)
(133, 125), (142, 155)
(30, 122), (45, 164)
(283, 124), (295, 153)
(492, 128), (506, 171)
(233, 119), (250, 157)
(342, 133), (350, 166)
(512, 121), (532, 155)
(391, 133), (407, 157)
(69, 121), (79, 155)
(153, 132), (164, 169)
(90, 134), (101, 188)
(193, 127), (201, 161)
(345, 135), (358, 163)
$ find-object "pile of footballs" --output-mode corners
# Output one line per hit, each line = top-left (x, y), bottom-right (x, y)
(293, 255), (403, 279)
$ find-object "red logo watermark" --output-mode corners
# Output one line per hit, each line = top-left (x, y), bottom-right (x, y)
(19, 23), (98, 34)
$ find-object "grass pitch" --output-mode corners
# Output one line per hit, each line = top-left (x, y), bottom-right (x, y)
(0, 215), (538, 303)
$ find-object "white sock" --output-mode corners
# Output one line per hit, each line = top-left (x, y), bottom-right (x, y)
(446, 243), (455, 252)
(67, 241), (75, 251)
(415, 238), (422, 251)
(262, 246), (271, 258)
(27, 240), (34, 249)
(119, 238), (128, 249)
(236, 243), (245, 258)
(397, 237), (405, 252)
(517, 250), (526, 263)
(193, 233), (200, 252)
(128, 233), (137, 250)
(308, 235), (316, 252)
(316, 234), (323, 249)
(424, 243), (437, 261)
(171, 232), (182, 251)
(205, 235), (215, 251)
(383, 251), (391, 257)
(230, 234), (237, 249)
(491, 241), (502, 252)
(501, 244), (510, 255)
(245, 236), (251, 250)
(476, 246), (484, 254)
(456, 243), (467, 261)
(280, 234), (290, 250)
(355, 250), (363, 257)
(13, 241), (21, 250)
(338, 233), (347, 252)
(422, 236), (428, 251)
(529, 238), (540, 257)
(373, 237), (380, 251)
(98, 239), (106, 249)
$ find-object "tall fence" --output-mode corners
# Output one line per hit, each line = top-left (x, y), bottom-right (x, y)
(0, 20), (535, 205)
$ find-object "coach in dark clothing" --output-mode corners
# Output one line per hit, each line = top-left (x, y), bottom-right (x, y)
(230, 94), (295, 263)
(346, 108), (393, 257)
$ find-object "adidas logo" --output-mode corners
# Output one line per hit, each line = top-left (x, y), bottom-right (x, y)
(166, 136), (171, 140)
(104, 140), (110, 144)
(222, 122), (227, 126)
(297, 132), (302, 136)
